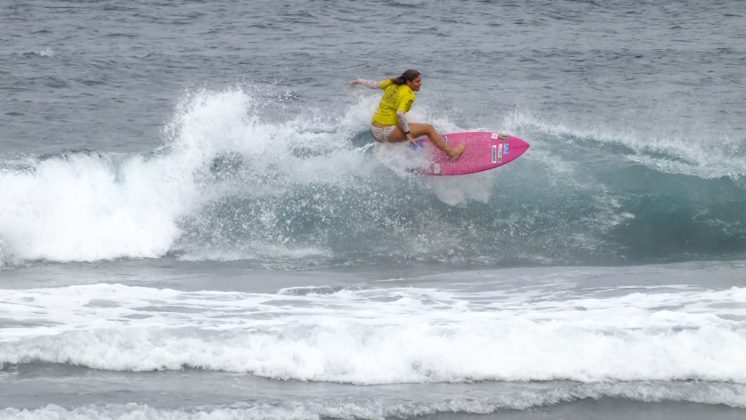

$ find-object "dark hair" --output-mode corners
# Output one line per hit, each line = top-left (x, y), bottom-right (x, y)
(393, 69), (421, 85)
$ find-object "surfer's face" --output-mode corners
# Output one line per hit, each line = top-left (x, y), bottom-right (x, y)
(407, 76), (422, 92)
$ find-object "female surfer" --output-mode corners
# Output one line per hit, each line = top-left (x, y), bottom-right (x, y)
(349, 69), (465, 160)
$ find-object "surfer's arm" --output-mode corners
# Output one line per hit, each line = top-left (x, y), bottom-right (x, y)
(396, 110), (410, 136)
(348, 79), (385, 89)
(397, 96), (415, 142)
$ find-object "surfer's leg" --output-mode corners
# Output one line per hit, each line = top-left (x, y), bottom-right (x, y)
(384, 126), (406, 142)
(408, 123), (465, 159)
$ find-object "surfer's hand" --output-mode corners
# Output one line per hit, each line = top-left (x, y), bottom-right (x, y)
(406, 134), (415, 144)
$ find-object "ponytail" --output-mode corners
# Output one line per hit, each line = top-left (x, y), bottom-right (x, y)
(393, 69), (421, 85)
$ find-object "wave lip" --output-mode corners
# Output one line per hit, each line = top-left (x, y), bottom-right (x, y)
(0, 89), (260, 265)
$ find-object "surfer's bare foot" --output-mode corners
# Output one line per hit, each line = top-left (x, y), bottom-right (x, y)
(448, 142), (465, 160)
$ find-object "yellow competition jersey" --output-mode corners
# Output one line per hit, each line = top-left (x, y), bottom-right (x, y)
(371, 79), (415, 125)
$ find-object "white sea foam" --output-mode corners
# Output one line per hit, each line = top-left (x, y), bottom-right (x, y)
(34, 47), (55, 57)
(0, 282), (744, 385)
(0, 404), (318, 420)
(0, 90), (354, 264)
(8, 150), (199, 262)
(0, 89), (243, 263)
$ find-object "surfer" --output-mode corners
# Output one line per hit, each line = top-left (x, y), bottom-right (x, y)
(349, 69), (465, 160)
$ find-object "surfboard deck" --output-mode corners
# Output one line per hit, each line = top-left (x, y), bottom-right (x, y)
(411, 131), (529, 176)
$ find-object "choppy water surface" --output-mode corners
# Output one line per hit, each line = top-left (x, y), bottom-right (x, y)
(1, 1), (745, 419)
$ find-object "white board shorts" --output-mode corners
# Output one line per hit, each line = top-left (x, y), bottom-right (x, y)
(370, 125), (396, 143)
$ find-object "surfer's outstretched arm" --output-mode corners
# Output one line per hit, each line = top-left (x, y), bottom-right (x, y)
(348, 79), (384, 89)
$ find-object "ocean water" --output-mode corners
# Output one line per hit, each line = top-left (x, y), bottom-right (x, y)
(1, 0), (746, 419)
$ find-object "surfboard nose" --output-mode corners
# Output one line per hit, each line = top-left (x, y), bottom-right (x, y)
(510, 135), (530, 150)
(502, 134), (529, 164)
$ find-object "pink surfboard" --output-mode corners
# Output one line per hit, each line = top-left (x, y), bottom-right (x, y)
(412, 131), (530, 176)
